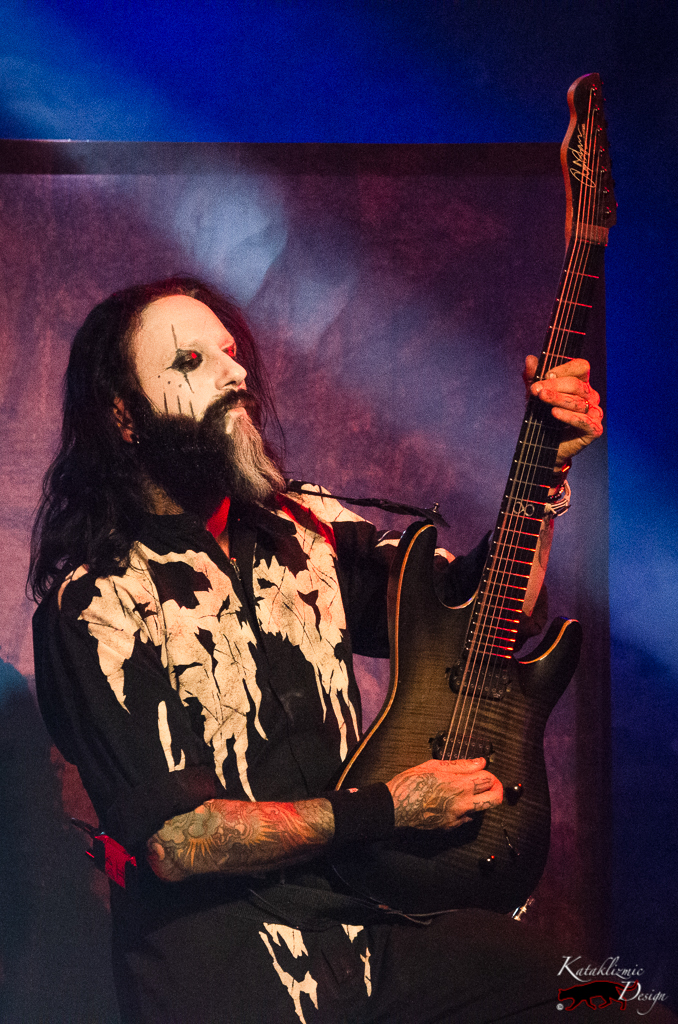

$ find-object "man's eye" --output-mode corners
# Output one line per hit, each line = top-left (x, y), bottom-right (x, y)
(225, 343), (237, 359)
(172, 350), (202, 372)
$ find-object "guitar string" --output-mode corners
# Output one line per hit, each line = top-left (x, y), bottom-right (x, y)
(444, 92), (602, 760)
(471, 85), (602, 664)
(473, 83), (603, 655)
(465, 86), (604, 712)
(447, 227), (590, 756)
(442, 83), (603, 762)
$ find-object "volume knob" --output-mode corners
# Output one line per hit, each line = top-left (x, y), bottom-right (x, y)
(478, 855), (496, 874)
(504, 783), (523, 805)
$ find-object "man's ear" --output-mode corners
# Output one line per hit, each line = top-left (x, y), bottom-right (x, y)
(113, 397), (137, 444)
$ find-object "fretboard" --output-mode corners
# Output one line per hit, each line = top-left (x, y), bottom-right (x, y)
(461, 238), (605, 681)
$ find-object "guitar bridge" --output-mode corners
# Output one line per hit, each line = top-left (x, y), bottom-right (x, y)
(429, 732), (494, 762)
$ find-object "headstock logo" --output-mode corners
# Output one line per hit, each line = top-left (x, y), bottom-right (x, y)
(568, 125), (596, 187)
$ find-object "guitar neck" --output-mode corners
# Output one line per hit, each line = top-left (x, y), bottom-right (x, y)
(464, 238), (606, 664)
(454, 73), (615, 674)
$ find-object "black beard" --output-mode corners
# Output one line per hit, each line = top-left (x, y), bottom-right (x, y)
(134, 390), (285, 519)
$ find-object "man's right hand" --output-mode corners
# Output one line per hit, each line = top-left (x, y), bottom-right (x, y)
(386, 758), (503, 830)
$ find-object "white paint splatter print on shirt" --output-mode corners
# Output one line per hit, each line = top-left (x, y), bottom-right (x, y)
(342, 924), (372, 996)
(157, 700), (185, 772)
(258, 920), (373, 1020)
(257, 499), (361, 761)
(76, 544), (266, 799)
(61, 490), (379, 807)
(259, 924), (319, 1024)
(74, 569), (160, 712)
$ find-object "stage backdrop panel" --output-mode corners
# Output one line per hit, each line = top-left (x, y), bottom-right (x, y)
(0, 142), (609, 1024)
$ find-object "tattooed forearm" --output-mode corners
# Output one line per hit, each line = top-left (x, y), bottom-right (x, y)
(147, 797), (335, 882)
(148, 761), (503, 880)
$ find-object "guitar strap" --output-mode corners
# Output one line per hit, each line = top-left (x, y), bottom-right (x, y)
(293, 484), (450, 528)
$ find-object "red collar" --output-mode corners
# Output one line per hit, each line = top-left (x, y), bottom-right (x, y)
(205, 494), (336, 554)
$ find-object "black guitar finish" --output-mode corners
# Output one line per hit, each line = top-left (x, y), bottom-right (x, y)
(332, 74), (615, 915)
(334, 522), (582, 914)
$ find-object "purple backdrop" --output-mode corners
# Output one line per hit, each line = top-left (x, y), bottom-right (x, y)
(0, 143), (609, 1023)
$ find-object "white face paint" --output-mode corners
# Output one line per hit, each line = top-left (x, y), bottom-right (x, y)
(131, 295), (247, 422)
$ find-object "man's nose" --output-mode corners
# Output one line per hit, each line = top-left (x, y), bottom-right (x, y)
(216, 353), (247, 390)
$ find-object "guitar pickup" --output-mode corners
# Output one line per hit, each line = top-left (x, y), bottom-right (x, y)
(429, 732), (494, 762)
(447, 661), (509, 700)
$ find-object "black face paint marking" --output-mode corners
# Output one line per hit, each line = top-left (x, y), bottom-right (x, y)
(169, 323), (196, 390)
(189, 400), (196, 419)
(166, 346), (200, 391)
(163, 392), (169, 415)
(177, 394), (182, 414)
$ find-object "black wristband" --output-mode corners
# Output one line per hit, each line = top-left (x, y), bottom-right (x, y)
(325, 783), (395, 848)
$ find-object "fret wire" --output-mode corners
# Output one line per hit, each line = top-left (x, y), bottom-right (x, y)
(475, 626), (522, 634)
(482, 584), (529, 595)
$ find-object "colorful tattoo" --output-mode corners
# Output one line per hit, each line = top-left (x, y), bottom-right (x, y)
(147, 798), (335, 881)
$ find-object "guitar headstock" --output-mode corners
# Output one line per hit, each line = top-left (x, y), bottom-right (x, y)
(561, 73), (616, 246)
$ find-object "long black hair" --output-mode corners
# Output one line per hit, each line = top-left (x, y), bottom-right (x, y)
(29, 276), (283, 601)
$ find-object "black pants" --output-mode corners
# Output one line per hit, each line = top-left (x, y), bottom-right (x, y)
(112, 885), (678, 1024)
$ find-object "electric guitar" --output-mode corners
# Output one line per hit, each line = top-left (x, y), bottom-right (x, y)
(333, 73), (616, 915)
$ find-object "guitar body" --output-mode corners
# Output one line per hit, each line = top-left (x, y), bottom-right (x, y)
(334, 522), (582, 915)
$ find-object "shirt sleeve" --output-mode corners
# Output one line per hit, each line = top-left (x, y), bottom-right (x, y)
(33, 570), (227, 853)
